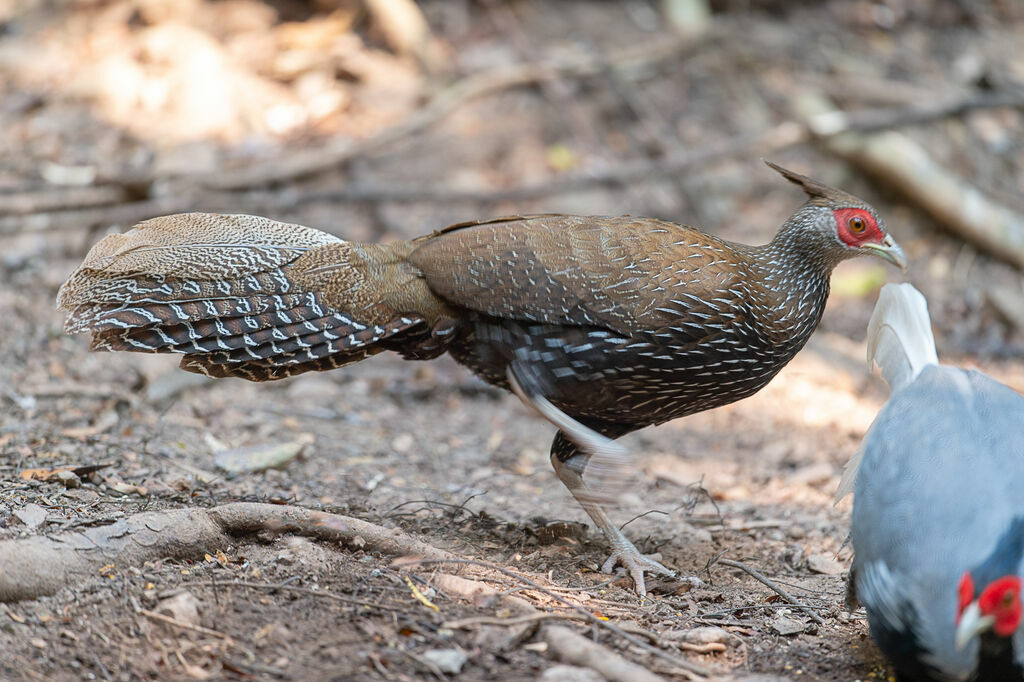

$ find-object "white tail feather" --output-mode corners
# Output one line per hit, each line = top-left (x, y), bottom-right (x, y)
(505, 365), (633, 505)
(865, 283), (938, 393)
(836, 283), (938, 501)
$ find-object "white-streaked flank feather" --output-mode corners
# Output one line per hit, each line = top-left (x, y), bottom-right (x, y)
(836, 283), (938, 501)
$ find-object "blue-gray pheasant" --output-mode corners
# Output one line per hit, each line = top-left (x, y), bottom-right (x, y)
(843, 283), (1024, 680)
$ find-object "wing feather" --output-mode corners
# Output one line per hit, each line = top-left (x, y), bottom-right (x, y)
(408, 214), (748, 337)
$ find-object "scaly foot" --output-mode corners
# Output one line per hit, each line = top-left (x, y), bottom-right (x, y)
(601, 544), (677, 597)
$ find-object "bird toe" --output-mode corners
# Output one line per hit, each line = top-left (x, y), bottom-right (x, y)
(601, 549), (676, 596)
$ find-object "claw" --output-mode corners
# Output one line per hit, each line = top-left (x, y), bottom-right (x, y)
(602, 547), (676, 596)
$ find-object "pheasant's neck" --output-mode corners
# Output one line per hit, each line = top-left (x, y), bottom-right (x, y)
(978, 634), (1023, 680)
(748, 238), (834, 353)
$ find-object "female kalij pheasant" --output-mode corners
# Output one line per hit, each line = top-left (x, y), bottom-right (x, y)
(59, 162), (905, 595)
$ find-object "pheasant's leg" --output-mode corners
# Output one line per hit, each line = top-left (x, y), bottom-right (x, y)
(550, 432), (675, 596)
(506, 363), (676, 595)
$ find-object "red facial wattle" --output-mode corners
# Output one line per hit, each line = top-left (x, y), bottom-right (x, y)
(833, 208), (884, 248)
(978, 575), (1023, 637)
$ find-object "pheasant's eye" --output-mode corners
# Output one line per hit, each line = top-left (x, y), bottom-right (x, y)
(849, 216), (866, 233)
(1002, 591), (1016, 608)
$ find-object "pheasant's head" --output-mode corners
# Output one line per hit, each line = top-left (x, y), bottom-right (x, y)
(955, 519), (1024, 650)
(765, 160), (907, 271)
(955, 574), (1022, 648)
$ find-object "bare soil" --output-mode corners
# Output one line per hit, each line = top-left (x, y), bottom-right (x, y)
(1, 1), (1023, 680)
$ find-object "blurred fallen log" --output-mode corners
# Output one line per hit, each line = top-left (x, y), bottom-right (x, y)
(259, 122), (806, 207)
(0, 197), (194, 236)
(798, 93), (1024, 270)
(364, 0), (448, 73)
(0, 185), (129, 216)
(0, 502), (456, 602)
(200, 36), (701, 190)
(988, 282), (1024, 332)
(818, 89), (1024, 134)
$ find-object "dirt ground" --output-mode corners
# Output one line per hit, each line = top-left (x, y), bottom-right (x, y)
(1, 1), (1024, 680)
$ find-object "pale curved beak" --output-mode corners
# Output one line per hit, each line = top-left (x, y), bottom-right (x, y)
(955, 601), (995, 650)
(863, 234), (907, 271)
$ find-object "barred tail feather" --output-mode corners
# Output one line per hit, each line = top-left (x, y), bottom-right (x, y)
(180, 347), (382, 380)
(57, 212), (432, 381)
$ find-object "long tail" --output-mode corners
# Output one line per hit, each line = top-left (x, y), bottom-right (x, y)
(58, 213), (448, 381)
(835, 283), (938, 500)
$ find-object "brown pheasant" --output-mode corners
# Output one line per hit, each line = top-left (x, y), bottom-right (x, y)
(58, 162), (905, 595)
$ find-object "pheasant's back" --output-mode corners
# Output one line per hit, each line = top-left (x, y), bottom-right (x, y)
(409, 214), (833, 427)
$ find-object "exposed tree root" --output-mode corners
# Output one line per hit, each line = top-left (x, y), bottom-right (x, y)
(0, 502), (456, 602)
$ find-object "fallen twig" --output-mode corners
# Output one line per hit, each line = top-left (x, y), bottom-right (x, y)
(499, 576), (619, 595)
(398, 649), (448, 682)
(0, 197), (195, 236)
(817, 89), (1024, 135)
(0, 185), (129, 216)
(712, 558), (825, 625)
(698, 519), (789, 533)
(138, 607), (234, 641)
(544, 624), (670, 682)
(678, 641), (727, 654)
(444, 612), (586, 629)
(394, 556), (709, 678)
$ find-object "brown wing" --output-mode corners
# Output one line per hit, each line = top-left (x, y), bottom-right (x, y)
(407, 214), (752, 337)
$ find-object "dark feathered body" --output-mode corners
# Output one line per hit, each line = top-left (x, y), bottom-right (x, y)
(410, 214), (833, 431)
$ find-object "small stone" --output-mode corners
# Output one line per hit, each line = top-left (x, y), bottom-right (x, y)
(768, 612), (805, 636)
(807, 553), (845, 575)
(391, 433), (415, 453)
(13, 503), (47, 529)
(787, 462), (834, 487)
(540, 664), (605, 682)
(156, 591), (201, 627)
(420, 648), (467, 674)
(214, 435), (311, 473)
(663, 625), (730, 644)
(55, 470), (81, 489)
